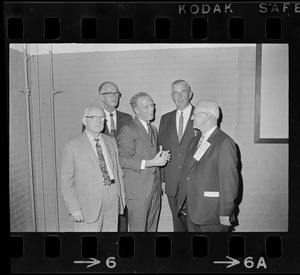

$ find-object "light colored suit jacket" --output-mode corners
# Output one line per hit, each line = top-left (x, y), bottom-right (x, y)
(60, 131), (126, 223)
(177, 127), (239, 225)
(117, 116), (161, 200)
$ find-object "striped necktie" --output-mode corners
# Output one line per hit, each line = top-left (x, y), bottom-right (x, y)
(94, 138), (111, 185)
(147, 122), (155, 145)
(178, 111), (184, 143)
(110, 113), (116, 137)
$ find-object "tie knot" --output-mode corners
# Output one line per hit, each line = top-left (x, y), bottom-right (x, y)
(110, 113), (113, 117)
(94, 138), (99, 145)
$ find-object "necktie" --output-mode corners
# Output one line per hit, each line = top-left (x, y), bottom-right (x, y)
(94, 138), (111, 185)
(110, 113), (116, 137)
(178, 111), (184, 143)
(197, 134), (205, 149)
(147, 122), (155, 145)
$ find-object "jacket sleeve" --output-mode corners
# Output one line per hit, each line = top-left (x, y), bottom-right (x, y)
(218, 138), (239, 217)
(158, 116), (166, 183)
(60, 142), (82, 215)
(116, 124), (142, 172)
(111, 138), (126, 214)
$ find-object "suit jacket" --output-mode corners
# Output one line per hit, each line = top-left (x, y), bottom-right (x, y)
(60, 131), (126, 223)
(177, 127), (239, 225)
(158, 106), (199, 197)
(82, 110), (132, 135)
(116, 116), (161, 200)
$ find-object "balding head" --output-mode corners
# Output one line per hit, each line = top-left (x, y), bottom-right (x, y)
(192, 99), (220, 133)
(98, 81), (118, 95)
(82, 106), (106, 136)
(196, 100), (219, 119)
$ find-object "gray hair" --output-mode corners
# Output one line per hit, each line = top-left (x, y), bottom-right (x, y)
(196, 99), (220, 119)
(171, 79), (191, 92)
(82, 105), (104, 121)
(130, 92), (151, 111)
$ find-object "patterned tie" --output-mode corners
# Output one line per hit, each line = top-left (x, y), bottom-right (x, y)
(110, 113), (116, 137)
(94, 138), (111, 185)
(147, 122), (155, 145)
(178, 111), (184, 143)
(197, 134), (205, 149)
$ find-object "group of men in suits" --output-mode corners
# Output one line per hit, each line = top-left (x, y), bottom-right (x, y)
(60, 80), (239, 232)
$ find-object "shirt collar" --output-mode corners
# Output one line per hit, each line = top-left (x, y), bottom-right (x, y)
(203, 125), (218, 140)
(103, 108), (116, 118)
(85, 130), (101, 143)
(176, 104), (192, 115)
(137, 116), (149, 128)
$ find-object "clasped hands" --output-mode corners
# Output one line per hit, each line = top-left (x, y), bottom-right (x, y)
(145, 145), (171, 167)
(153, 145), (171, 166)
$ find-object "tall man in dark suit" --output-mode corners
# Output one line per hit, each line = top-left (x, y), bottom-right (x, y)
(158, 79), (199, 231)
(117, 92), (171, 232)
(177, 100), (239, 232)
(82, 81), (132, 232)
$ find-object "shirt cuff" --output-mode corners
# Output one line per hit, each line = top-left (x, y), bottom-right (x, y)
(140, 159), (146, 169)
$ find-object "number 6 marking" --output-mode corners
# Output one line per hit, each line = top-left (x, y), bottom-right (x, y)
(106, 257), (116, 269)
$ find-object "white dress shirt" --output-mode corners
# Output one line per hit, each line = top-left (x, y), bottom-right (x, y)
(176, 104), (192, 135)
(137, 117), (151, 169)
(202, 125), (218, 143)
(103, 109), (117, 133)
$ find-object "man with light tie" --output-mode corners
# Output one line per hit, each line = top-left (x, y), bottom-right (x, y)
(158, 79), (199, 232)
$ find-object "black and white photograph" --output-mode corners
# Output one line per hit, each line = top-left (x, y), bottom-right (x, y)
(9, 43), (288, 233)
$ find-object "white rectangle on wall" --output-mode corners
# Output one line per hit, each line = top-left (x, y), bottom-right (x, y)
(260, 44), (288, 139)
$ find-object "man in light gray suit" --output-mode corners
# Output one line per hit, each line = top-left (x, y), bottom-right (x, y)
(60, 106), (126, 232)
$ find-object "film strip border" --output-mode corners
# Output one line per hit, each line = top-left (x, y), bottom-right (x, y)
(10, 233), (299, 273)
(4, 2), (300, 42)
(5, 1), (300, 273)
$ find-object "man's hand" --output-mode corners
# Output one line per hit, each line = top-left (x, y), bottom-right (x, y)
(145, 146), (171, 167)
(219, 216), (231, 226)
(71, 210), (84, 223)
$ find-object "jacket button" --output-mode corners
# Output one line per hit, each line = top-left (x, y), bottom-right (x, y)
(187, 177), (190, 180)
(179, 166), (181, 169)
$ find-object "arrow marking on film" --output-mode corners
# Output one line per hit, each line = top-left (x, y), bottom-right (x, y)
(213, 256), (240, 268)
(74, 258), (101, 268)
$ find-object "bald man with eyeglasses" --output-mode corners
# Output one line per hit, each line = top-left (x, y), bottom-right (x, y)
(61, 106), (126, 232)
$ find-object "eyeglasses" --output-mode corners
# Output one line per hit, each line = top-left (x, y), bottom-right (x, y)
(85, 116), (106, 122)
(193, 112), (210, 117)
(101, 91), (121, 98)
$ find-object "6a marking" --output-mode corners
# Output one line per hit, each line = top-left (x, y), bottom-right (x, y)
(214, 256), (267, 269)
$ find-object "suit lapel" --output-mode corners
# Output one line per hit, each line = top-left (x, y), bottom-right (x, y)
(188, 127), (220, 174)
(170, 110), (178, 140)
(186, 135), (201, 174)
(180, 105), (195, 143)
(207, 126), (220, 143)
(82, 131), (99, 164)
(133, 116), (153, 146)
(116, 110), (122, 133)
